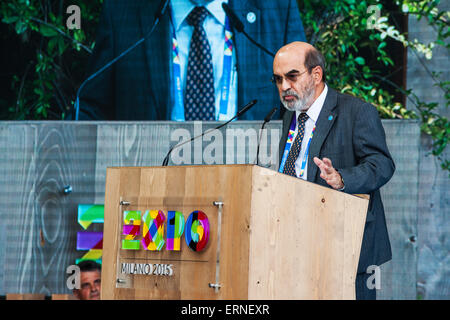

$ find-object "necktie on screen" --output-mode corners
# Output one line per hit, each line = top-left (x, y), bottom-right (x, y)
(283, 113), (309, 177)
(184, 6), (215, 121)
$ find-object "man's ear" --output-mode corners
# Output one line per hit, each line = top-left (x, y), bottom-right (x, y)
(312, 66), (323, 84)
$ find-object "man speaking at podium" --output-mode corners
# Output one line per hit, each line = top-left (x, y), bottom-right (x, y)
(77, 0), (305, 121)
(274, 42), (395, 300)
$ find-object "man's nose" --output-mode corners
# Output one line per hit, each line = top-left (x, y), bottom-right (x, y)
(280, 77), (291, 91)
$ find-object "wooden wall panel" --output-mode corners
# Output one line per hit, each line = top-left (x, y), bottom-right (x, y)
(406, 3), (449, 300)
(0, 122), (97, 295)
(378, 120), (420, 300)
(0, 124), (36, 294)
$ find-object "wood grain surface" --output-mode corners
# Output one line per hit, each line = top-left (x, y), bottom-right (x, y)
(102, 165), (367, 299)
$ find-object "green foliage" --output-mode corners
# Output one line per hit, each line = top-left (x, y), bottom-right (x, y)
(1, 0), (102, 119)
(298, 0), (449, 173)
(300, 0), (412, 119)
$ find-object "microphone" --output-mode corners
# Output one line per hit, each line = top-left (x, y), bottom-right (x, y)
(255, 107), (277, 166)
(162, 100), (258, 166)
(222, 3), (275, 58)
(73, 0), (170, 120)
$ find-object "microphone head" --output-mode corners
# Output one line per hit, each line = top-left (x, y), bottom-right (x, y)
(264, 107), (277, 122)
(237, 99), (257, 117)
(222, 3), (245, 33)
(155, 0), (170, 19)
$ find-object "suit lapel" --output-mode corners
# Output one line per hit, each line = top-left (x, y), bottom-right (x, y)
(307, 88), (338, 182)
(230, 0), (261, 110)
(139, 2), (172, 119)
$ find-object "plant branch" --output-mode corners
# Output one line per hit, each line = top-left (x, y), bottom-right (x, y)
(16, 62), (33, 113)
(30, 17), (92, 54)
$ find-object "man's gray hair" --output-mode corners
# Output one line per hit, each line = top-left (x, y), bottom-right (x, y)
(304, 48), (326, 82)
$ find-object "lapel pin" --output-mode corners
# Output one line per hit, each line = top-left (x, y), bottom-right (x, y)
(328, 115), (333, 121)
(246, 12), (256, 24)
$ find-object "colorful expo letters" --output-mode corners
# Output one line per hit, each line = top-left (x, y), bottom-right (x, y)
(122, 210), (210, 252)
(75, 205), (210, 265)
(76, 204), (104, 264)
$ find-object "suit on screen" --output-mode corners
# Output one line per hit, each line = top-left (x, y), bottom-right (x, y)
(78, 0), (306, 120)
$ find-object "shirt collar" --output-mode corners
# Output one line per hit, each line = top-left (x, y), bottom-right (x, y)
(171, 0), (228, 31)
(296, 84), (328, 124)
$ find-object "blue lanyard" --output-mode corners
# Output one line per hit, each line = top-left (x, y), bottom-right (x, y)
(279, 114), (316, 178)
(170, 15), (233, 121)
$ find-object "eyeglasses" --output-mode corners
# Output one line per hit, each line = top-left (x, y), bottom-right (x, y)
(271, 69), (309, 86)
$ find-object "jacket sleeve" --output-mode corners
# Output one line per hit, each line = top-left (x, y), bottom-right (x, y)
(338, 103), (395, 195)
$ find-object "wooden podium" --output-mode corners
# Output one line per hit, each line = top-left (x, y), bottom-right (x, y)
(101, 165), (368, 300)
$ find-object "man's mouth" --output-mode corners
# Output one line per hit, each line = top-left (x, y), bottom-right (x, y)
(283, 95), (297, 102)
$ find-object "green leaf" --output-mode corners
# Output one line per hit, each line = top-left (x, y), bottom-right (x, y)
(2, 16), (19, 24)
(33, 87), (42, 96)
(39, 24), (58, 37)
(15, 21), (27, 34)
(378, 42), (387, 50)
(355, 57), (365, 65)
(48, 37), (58, 53)
(57, 36), (66, 55)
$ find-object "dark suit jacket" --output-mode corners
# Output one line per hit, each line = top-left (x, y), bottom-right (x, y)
(279, 87), (395, 273)
(77, 0), (306, 120)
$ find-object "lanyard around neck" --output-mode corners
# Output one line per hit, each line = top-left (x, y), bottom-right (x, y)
(170, 13), (234, 120)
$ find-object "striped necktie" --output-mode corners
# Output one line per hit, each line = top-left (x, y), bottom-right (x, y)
(283, 113), (309, 177)
(184, 6), (215, 120)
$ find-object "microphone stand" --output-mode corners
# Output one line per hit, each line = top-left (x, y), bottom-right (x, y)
(222, 3), (274, 58)
(256, 107), (277, 166)
(162, 100), (258, 166)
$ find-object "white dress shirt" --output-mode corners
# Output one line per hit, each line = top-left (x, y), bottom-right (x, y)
(293, 84), (328, 180)
(170, 0), (238, 121)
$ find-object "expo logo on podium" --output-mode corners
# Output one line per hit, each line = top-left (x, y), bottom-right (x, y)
(120, 209), (210, 277)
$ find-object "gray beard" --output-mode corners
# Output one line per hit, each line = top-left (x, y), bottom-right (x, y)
(281, 87), (316, 112)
